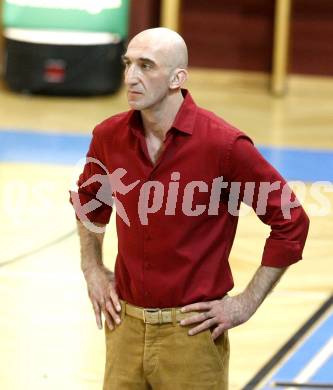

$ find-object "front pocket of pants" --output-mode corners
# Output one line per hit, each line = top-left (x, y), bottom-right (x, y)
(204, 329), (225, 370)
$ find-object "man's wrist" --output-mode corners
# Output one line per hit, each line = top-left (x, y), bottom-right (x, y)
(82, 262), (114, 279)
(82, 262), (103, 277)
(238, 290), (260, 318)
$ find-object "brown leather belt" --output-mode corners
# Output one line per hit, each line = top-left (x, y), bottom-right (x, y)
(120, 299), (199, 325)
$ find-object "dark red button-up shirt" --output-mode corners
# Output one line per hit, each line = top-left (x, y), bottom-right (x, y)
(71, 90), (309, 308)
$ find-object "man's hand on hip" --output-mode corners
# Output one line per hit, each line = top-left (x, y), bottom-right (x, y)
(179, 294), (254, 340)
(83, 265), (122, 331)
(180, 266), (287, 340)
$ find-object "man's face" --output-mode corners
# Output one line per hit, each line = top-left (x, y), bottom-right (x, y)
(122, 38), (172, 111)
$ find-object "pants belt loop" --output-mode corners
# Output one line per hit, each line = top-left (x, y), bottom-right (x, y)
(171, 308), (177, 326)
(121, 301), (126, 321)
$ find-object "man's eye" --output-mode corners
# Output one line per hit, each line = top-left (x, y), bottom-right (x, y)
(142, 63), (152, 70)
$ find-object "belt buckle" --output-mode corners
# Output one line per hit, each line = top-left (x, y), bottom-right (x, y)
(143, 308), (163, 324)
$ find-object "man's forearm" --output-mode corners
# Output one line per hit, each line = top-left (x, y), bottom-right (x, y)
(76, 220), (106, 274)
(241, 265), (287, 315)
(76, 220), (120, 329)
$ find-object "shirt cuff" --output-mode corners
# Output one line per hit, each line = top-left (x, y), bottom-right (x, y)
(261, 238), (303, 267)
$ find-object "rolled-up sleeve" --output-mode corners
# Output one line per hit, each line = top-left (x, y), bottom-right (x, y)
(227, 135), (310, 267)
(69, 128), (113, 225)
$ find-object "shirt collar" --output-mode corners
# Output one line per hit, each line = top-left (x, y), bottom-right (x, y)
(128, 89), (197, 137)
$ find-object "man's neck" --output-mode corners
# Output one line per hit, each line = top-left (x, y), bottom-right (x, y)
(141, 91), (184, 141)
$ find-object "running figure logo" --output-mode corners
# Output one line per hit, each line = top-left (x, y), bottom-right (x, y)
(71, 157), (140, 232)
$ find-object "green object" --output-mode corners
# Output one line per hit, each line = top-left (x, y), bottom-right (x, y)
(3, 0), (129, 37)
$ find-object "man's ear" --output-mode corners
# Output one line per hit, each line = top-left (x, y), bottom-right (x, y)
(170, 69), (188, 90)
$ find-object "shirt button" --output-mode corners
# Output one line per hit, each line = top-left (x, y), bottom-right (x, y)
(145, 262), (151, 269)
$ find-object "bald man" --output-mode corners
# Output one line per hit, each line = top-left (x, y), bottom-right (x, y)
(71, 28), (309, 389)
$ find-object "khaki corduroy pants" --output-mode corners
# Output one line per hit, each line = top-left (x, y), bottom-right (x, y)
(103, 302), (230, 390)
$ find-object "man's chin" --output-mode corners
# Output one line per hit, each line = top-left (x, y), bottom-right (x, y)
(127, 100), (146, 110)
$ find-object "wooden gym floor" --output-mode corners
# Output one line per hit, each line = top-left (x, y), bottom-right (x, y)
(0, 69), (332, 389)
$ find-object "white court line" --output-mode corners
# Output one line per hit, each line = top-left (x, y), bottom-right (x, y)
(285, 335), (333, 389)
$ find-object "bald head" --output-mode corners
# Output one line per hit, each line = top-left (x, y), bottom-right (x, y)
(128, 28), (188, 70)
(123, 28), (188, 111)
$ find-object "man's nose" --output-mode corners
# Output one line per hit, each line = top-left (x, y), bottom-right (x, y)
(124, 65), (139, 85)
